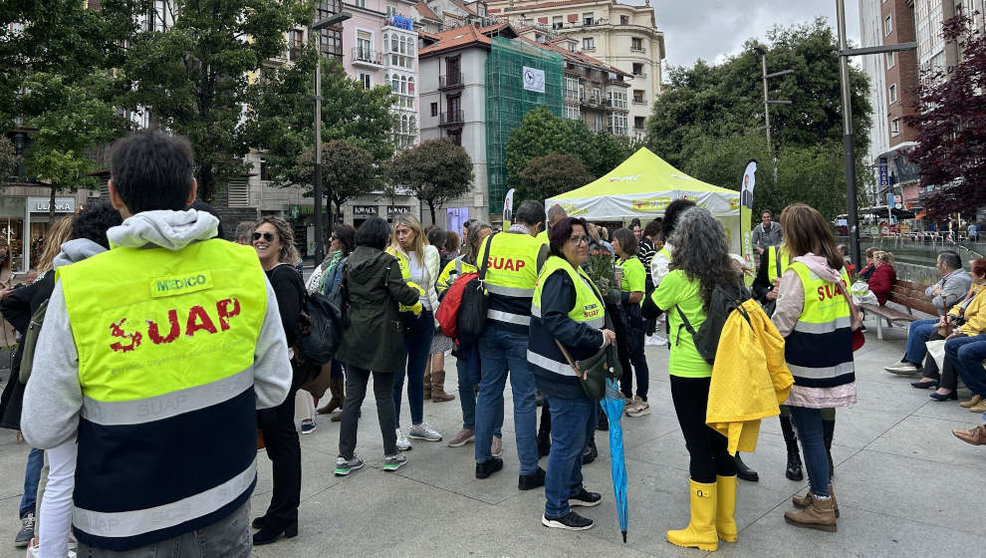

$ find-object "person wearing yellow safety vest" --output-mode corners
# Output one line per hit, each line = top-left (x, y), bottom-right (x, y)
(21, 131), (293, 555)
(528, 217), (615, 531)
(772, 204), (857, 533)
(387, 214), (443, 451)
(650, 199), (696, 287)
(474, 200), (546, 487)
(438, 221), (508, 451)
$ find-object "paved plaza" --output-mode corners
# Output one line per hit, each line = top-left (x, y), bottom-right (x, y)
(0, 317), (981, 557)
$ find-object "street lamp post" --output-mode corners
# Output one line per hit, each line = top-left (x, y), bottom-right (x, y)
(835, 0), (915, 269)
(311, 11), (351, 265)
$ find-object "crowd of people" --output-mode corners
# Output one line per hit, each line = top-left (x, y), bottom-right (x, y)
(4, 129), (974, 557)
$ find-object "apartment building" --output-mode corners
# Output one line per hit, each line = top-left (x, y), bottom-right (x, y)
(486, 0), (664, 137)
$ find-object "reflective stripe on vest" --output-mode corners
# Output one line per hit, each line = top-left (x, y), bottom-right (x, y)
(528, 256), (606, 376)
(784, 261), (855, 388)
(58, 239), (267, 549)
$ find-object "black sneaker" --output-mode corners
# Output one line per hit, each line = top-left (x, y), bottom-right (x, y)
(569, 487), (602, 507)
(581, 438), (597, 465)
(542, 511), (594, 530)
(518, 466), (546, 490)
(476, 457), (504, 479)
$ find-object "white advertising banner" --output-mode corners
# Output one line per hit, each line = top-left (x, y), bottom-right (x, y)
(522, 66), (545, 93)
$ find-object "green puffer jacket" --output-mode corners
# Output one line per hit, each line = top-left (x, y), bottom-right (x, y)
(336, 246), (421, 373)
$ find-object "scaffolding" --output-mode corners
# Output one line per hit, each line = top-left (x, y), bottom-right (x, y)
(485, 37), (564, 215)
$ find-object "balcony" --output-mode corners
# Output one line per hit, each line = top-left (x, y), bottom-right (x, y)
(440, 110), (465, 126)
(352, 48), (383, 66)
(439, 72), (464, 90)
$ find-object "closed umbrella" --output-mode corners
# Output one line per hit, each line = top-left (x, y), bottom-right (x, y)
(599, 377), (629, 542)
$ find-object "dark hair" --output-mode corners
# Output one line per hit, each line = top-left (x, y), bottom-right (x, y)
(630, 218), (641, 228)
(644, 219), (662, 238)
(110, 131), (195, 214)
(332, 224), (356, 256)
(670, 207), (738, 309)
(549, 217), (589, 258)
(71, 202), (123, 250)
(188, 200), (223, 239)
(939, 250), (961, 270)
(972, 258), (986, 278)
(356, 217), (391, 250)
(762, 210), (772, 217)
(515, 200), (546, 228)
(426, 227), (447, 248)
(462, 218), (476, 232)
(662, 199), (696, 238)
(611, 227), (638, 256)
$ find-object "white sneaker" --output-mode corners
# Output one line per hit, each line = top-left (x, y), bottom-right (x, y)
(409, 422), (442, 442)
(396, 428), (412, 451)
(627, 397), (651, 418)
(884, 362), (920, 375)
(624, 396), (641, 416)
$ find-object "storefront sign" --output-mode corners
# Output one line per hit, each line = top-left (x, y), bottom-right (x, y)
(878, 157), (888, 186)
(354, 205), (378, 216)
(27, 197), (75, 214)
(387, 205), (411, 217)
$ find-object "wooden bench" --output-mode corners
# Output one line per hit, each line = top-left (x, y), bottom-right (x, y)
(858, 280), (938, 340)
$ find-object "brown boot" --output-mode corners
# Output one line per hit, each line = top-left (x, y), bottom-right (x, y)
(431, 370), (455, 402)
(959, 394), (982, 408)
(317, 374), (345, 415)
(969, 399), (986, 413)
(792, 485), (839, 517)
(784, 494), (837, 532)
(424, 369), (432, 401)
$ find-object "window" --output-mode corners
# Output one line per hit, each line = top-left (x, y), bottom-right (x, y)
(565, 105), (580, 120)
(884, 15), (892, 36)
(565, 76), (579, 100)
(356, 30), (372, 60)
(355, 0), (365, 7)
(592, 88), (601, 104)
(633, 89), (644, 103)
(632, 63), (644, 76)
(431, 102), (438, 117)
(552, 15), (563, 29)
(583, 12), (594, 25)
(631, 37), (642, 51)
(634, 116), (645, 130)
(582, 37), (595, 50)
(448, 129), (462, 146)
(593, 114), (603, 132)
(359, 72), (372, 89)
(259, 158), (269, 181)
(392, 75), (399, 90)
(889, 83), (898, 103)
(400, 75), (407, 94)
(568, 42), (575, 51)
(607, 114), (628, 136)
(288, 29), (303, 60)
(885, 51), (895, 69)
(408, 77), (414, 94)
(620, 15), (629, 25)
(891, 118), (900, 135)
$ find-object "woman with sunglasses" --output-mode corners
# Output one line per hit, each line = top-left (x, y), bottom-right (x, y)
(251, 217), (307, 545)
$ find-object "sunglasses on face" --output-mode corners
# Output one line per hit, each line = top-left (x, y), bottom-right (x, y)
(252, 232), (276, 242)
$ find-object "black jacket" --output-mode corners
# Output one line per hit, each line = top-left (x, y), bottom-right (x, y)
(0, 272), (56, 429)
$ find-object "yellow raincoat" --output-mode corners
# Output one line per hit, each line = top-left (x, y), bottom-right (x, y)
(706, 299), (794, 455)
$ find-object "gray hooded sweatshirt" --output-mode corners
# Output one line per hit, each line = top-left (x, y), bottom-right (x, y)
(22, 209), (292, 449)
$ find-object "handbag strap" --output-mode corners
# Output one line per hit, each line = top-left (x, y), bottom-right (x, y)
(478, 232), (498, 283)
(553, 339), (586, 379)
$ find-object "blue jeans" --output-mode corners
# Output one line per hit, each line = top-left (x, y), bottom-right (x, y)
(790, 406), (829, 498)
(543, 395), (595, 518)
(20, 447), (43, 519)
(456, 342), (503, 435)
(945, 334), (986, 396)
(475, 325), (538, 474)
(394, 311), (434, 428)
(904, 319), (938, 365)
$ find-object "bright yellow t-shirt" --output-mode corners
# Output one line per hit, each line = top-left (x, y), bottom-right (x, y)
(651, 269), (713, 378)
(618, 256), (646, 296)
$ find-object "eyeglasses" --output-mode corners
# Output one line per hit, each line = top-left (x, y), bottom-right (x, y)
(569, 235), (587, 245)
(252, 232), (275, 242)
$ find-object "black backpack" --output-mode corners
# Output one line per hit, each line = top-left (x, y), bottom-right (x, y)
(675, 281), (752, 365)
(297, 264), (348, 366)
(456, 233), (497, 345)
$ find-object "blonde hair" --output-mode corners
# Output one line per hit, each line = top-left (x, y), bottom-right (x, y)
(37, 216), (75, 274)
(255, 216), (301, 265)
(874, 250), (894, 265)
(389, 213), (427, 265)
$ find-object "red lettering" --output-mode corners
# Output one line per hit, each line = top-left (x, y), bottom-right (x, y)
(504, 258), (515, 271)
(817, 286), (826, 302)
(147, 310), (180, 344)
(516, 259), (526, 272)
(109, 319), (142, 353)
(185, 305), (217, 336)
(216, 298), (241, 331)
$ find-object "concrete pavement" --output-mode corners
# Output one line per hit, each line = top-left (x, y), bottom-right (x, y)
(0, 317), (982, 557)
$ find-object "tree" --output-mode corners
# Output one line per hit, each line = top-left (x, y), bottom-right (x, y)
(296, 139), (376, 220)
(389, 138), (473, 224)
(0, 136), (15, 181)
(118, 0), (308, 202)
(505, 106), (575, 188)
(905, 14), (986, 219)
(517, 153), (594, 202)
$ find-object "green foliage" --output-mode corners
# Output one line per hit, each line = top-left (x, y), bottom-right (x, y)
(118, 0), (309, 202)
(296, 139), (376, 217)
(0, 136), (16, 180)
(388, 138), (473, 224)
(245, 49), (397, 192)
(517, 153), (593, 203)
(644, 19), (873, 219)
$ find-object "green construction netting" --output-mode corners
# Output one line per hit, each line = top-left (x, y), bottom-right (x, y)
(485, 37), (563, 215)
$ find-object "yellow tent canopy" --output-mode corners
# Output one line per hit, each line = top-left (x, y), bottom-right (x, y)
(546, 147), (740, 220)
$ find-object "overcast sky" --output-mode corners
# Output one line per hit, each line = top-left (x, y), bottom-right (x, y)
(648, 0), (862, 69)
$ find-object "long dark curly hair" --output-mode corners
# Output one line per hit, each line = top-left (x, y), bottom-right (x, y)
(669, 207), (739, 310)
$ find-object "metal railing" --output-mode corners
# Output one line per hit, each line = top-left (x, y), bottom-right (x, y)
(351, 48), (382, 65)
(439, 73), (463, 89)
(440, 110), (465, 125)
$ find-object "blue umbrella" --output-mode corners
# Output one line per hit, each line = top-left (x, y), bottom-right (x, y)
(599, 377), (629, 542)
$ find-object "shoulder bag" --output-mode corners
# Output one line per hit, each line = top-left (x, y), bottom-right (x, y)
(553, 314), (622, 400)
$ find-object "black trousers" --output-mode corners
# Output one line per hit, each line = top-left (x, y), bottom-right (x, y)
(339, 365), (398, 458)
(614, 306), (649, 401)
(258, 364), (303, 529)
(921, 331), (960, 390)
(670, 375), (735, 484)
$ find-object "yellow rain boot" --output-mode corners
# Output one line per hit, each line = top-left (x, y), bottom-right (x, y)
(666, 479), (718, 552)
(715, 475), (737, 543)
